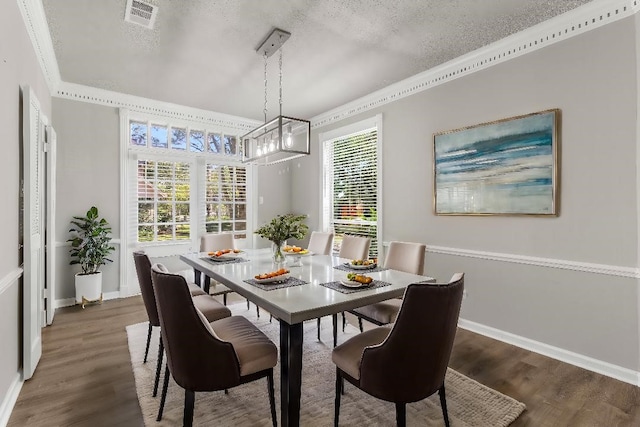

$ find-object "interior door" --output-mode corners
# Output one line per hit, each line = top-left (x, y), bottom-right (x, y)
(45, 125), (57, 325)
(22, 85), (45, 380)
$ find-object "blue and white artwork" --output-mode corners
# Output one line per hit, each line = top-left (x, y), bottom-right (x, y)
(434, 109), (558, 215)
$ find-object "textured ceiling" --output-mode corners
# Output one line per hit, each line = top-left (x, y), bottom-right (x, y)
(42, 0), (593, 121)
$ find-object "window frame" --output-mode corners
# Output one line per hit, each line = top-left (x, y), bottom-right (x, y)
(319, 114), (383, 258)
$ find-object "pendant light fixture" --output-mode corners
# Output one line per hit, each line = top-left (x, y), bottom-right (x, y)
(241, 28), (311, 165)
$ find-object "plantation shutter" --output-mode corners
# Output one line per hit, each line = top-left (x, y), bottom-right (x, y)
(325, 128), (379, 257)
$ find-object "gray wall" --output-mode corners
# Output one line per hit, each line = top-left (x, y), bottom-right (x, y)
(0, 0), (52, 416)
(292, 17), (639, 370)
(52, 99), (121, 300)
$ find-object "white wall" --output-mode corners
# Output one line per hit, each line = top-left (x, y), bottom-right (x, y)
(292, 16), (640, 374)
(0, 0), (51, 422)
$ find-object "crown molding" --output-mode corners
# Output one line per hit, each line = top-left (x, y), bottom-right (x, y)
(55, 81), (261, 133)
(16, 0), (61, 93)
(311, 0), (638, 128)
(19, 0), (638, 131)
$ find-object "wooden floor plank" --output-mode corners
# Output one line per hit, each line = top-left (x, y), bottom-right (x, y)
(8, 295), (640, 426)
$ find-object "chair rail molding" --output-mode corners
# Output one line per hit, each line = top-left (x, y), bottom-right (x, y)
(311, 0), (638, 128)
(427, 245), (639, 279)
(0, 268), (24, 297)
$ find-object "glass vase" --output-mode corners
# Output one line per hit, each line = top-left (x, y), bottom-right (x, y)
(272, 241), (286, 265)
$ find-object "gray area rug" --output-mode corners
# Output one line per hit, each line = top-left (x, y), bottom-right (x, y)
(126, 303), (526, 426)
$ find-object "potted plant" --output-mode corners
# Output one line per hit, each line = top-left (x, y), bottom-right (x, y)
(68, 206), (115, 308)
(255, 214), (309, 264)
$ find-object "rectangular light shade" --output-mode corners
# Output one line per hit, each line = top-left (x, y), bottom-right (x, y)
(242, 115), (310, 165)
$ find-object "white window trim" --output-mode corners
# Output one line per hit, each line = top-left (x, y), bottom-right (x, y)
(319, 114), (383, 258)
(119, 108), (255, 296)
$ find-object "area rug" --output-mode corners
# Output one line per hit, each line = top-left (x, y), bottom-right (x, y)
(126, 304), (525, 426)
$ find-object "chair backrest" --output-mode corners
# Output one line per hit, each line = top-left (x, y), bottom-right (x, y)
(200, 233), (235, 252)
(307, 231), (334, 255)
(384, 241), (426, 275)
(338, 235), (371, 260)
(151, 267), (241, 390)
(133, 251), (160, 327)
(359, 273), (464, 403)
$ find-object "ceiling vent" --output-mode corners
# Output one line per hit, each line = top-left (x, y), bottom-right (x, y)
(124, 0), (158, 29)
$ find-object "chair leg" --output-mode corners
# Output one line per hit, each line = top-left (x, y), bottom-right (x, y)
(358, 317), (363, 332)
(267, 370), (277, 427)
(332, 314), (338, 347)
(395, 402), (406, 427)
(223, 293), (227, 306)
(257, 305), (260, 318)
(439, 384), (450, 427)
(156, 365), (170, 421)
(342, 312), (346, 332)
(153, 336), (164, 397)
(334, 369), (342, 427)
(184, 390), (195, 427)
(143, 323), (152, 363)
(247, 298), (250, 310)
(317, 317), (321, 341)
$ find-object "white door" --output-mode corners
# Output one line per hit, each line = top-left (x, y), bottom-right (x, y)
(45, 125), (57, 325)
(22, 86), (45, 380)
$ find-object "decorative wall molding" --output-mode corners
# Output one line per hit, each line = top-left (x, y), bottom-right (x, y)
(16, 0), (61, 93)
(0, 373), (22, 427)
(428, 245), (639, 278)
(459, 318), (639, 386)
(0, 268), (24, 296)
(310, 0), (638, 128)
(20, 0), (639, 133)
(55, 82), (260, 134)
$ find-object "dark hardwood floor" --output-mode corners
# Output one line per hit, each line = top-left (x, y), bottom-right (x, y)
(8, 295), (640, 426)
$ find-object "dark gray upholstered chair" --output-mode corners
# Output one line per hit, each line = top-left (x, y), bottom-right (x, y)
(349, 241), (426, 330)
(132, 251), (231, 399)
(151, 267), (278, 427)
(332, 273), (464, 427)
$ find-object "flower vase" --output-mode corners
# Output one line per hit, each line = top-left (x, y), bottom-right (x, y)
(272, 241), (286, 266)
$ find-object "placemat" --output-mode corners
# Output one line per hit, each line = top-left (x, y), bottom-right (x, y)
(319, 280), (392, 294)
(333, 263), (388, 273)
(243, 277), (308, 291)
(202, 257), (250, 265)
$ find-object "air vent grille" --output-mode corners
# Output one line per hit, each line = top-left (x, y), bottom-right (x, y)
(124, 0), (158, 29)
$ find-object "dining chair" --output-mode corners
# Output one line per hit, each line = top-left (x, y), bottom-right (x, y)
(151, 267), (278, 426)
(338, 234), (371, 260)
(132, 251), (231, 399)
(332, 273), (464, 427)
(321, 234), (372, 347)
(199, 233), (235, 305)
(307, 231), (334, 256)
(348, 241), (426, 331)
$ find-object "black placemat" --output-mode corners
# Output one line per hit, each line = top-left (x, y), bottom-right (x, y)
(243, 277), (308, 291)
(202, 257), (250, 266)
(333, 263), (388, 273)
(319, 280), (392, 294)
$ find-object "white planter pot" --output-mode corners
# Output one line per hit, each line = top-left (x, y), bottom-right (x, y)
(75, 271), (103, 305)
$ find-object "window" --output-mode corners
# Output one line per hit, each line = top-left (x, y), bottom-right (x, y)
(204, 164), (247, 237)
(137, 159), (191, 242)
(322, 116), (381, 258)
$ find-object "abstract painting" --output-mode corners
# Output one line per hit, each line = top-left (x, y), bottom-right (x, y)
(433, 109), (559, 215)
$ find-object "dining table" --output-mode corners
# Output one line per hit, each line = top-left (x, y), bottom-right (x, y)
(180, 248), (435, 427)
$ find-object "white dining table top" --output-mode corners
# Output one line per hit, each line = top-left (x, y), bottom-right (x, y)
(180, 248), (435, 324)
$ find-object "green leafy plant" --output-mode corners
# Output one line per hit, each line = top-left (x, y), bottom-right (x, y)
(255, 214), (309, 245)
(68, 206), (115, 275)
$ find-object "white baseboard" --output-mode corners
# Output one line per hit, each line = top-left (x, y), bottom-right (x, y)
(54, 291), (122, 309)
(0, 373), (22, 427)
(458, 318), (639, 386)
